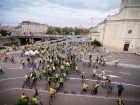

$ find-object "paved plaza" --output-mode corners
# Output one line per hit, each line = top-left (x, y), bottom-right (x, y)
(0, 40), (140, 105)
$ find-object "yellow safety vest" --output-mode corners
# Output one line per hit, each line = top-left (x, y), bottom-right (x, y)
(94, 83), (99, 89)
(32, 97), (38, 104)
(102, 71), (106, 76)
(83, 83), (88, 89)
(49, 88), (55, 95)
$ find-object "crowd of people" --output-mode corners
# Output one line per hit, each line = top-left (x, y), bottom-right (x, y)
(0, 41), (124, 105)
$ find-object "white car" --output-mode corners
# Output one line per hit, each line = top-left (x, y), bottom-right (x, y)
(135, 51), (140, 56)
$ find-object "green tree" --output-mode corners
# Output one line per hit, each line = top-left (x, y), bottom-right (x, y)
(91, 39), (101, 46)
(9, 36), (16, 44)
(0, 30), (7, 36)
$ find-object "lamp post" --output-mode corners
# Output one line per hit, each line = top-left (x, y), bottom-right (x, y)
(89, 17), (94, 51)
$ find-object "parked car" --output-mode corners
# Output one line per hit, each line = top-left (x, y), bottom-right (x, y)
(0, 46), (7, 49)
(135, 51), (140, 56)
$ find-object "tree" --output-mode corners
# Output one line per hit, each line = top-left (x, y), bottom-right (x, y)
(91, 39), (101, 46)
(0, 30), (7, 36)
(9, 36), (16, 44)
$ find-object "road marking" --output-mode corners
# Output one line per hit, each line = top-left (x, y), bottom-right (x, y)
(0, 88), (140, 102)
(69, 77), (140, 88)
(119, 72), (131, 75)
(106, 62), (140, 69)
(0, 77), (25, 82)
(96, 69), (112, 73)
(8, 66), (22, 70)
(108, 74), (120, 78)
(0, 76), (140, 88)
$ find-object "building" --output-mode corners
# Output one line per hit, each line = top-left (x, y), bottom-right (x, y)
(90, 26), (100, 41)
(18, 21), (48, 35)
(97, 0), (140, 51)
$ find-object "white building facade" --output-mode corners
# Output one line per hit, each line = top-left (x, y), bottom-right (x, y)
(19, 21), (48, 35)
(98, 0), (140, 51)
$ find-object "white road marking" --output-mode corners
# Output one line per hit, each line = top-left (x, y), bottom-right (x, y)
(106, 62), (140, 69)
(108, 75), (120, 78)
(8, 66), (22, 70)
(119, 72), (131, 75)
(0, 76), (140, 88)
(96, 69), (112, 73)
(69, 77), (140, 88)
(0, 77), (25, 82)
(0, 88), (140, 102)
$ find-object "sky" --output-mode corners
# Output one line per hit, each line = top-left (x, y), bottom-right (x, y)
(0, 0), (121, 27)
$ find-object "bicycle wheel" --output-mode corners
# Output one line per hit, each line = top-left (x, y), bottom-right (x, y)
(49, 96), (53, 105)
(22, 81), (26, 88)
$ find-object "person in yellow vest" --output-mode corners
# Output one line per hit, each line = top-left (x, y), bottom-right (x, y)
(31, 95), (39, 105)
(93, 81), (100, 95)
(95, 62), (98, 69)
(59, 76), (64, 89)
(117, 98), (125, 105)
(101, 69), (106, 78)
(55, 82), (60, 92)
(20, 93), (29, 103)
(91, 69), (96, 78)
(0, 64), (3, 73)
(20, 59), (25, 68)
(103, 57), (106, 66)
(49, 86), (56, 97)
(115, 59), (120, 67)
(82, 82), (88, 93)
(75, 65), (79, 73)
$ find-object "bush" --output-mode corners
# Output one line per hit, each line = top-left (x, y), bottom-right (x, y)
(91, 39), (101, 46)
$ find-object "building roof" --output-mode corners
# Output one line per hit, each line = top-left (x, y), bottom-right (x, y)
(21, 21), (48, 26)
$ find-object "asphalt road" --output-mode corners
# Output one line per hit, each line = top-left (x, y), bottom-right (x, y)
(0, 40), (140, 105)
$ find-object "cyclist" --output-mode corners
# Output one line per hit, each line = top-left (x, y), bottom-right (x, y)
(10, 54), (15, 63)
(81, 71), (85, 83)
(47, 76), (51, 86)
(101, 69), (106, 79)
(93, 81), (100, 95)
(0, 64), (3, 73)
(102, 57), (106, 66)
(31, 95), (39, 105)
(20, 59), (25, 68)
(59, 76), (64, 89)
(49, 86), (56, 97)
(104, 77), (113, 96)
(55, 82), (60, 92)
(18, 93), (29, 105)
(91, 69), (96, 78)
(115, 59), (120, 67)
(82, 82), (88, 93)
(105, 76), (111, 87)
(95, 62), (99, 69)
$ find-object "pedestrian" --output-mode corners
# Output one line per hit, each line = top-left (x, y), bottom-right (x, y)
(117, 83), (124, 97)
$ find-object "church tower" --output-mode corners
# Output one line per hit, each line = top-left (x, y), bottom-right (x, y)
(120, 0), (140, 11)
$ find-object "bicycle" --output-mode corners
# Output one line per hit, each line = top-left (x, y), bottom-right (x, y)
(104, 83), (114, 97)
(49, 94), (55, 105)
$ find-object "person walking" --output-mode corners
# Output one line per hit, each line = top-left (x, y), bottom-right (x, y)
(117, 83), (124, 97)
